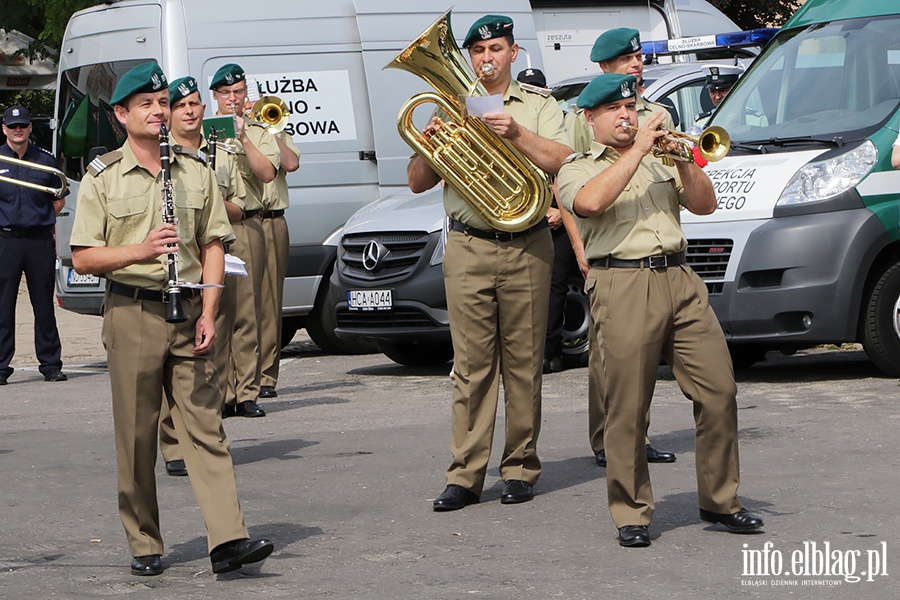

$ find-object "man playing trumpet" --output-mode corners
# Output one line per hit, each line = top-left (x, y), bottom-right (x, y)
(557, 74), (764, 548)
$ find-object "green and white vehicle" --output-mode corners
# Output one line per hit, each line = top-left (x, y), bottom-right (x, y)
(684, 0), (900, 374)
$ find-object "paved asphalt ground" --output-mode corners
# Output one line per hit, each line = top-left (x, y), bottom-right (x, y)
(1, 294), (898, 598)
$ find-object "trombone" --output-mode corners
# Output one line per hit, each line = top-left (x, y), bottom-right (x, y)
(249, 95), (290, 134)
(0, 154), (69, 198)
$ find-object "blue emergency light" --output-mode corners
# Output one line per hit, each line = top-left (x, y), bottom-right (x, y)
(641, 28), (779, 56)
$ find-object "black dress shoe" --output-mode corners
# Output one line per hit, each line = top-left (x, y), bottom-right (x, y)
(210, 538), (274, 574)
(595, 449), (606, 467)
(699, 507), (764, 532)
(646, 445), (676, 463)
(618, 525), (651, 547)
(500, 480), (534, 504)
(43, 370), (68, 382)
(259, 385), (278, 398)
(131, 554), (163, 576)
(165, 460), (188, 477)
(235, 400), (266, 417)
(433, 484), (480, 511)
(0, 374), (7, 385)
(542, 356), (564, 374)
(222, 403), (237, 418)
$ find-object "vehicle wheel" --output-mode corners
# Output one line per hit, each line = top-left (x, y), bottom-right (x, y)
(728, 344), (767, 370)
(378, 340), (454, 367)
(280, 317), (302, 350)
(862, 261), (900, 376)
(561, 278), (590, 369)
(306, 274), (378, 355)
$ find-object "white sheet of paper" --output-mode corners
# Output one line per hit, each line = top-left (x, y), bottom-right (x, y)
(465, 94), (503, 117)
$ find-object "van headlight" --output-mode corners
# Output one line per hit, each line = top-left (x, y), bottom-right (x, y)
(777, 141), (876, 206)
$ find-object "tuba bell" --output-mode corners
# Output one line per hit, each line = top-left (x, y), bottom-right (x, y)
(385, 10), (552, 233)
(250, 95), (290, 134)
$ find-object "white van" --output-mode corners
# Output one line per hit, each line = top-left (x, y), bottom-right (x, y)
(51, 0), (737, 352)
(682, 0), (900, 374)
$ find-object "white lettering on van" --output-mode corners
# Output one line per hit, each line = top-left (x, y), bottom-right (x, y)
(249, 70), (358, 144)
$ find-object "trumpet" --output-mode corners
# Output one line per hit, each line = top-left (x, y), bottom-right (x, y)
(249, 95), (290, 133)
(0, 154), (69, 198)
(622, 122), (730, 165)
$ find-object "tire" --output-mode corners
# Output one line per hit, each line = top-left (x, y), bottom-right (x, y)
(561, 278), (590, 369)
(862, 261), (900, 377)
(280, 317), (301, 350)
(728, 344), (768, 370)
(306, 274), (378, 355)
(378, 340), (454, 367)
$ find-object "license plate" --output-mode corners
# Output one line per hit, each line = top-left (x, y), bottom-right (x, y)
(66, 267), (100, 287)
(347, 289), (392, 311)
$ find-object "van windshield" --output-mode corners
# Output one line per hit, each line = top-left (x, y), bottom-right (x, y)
(712, 15), (900, 145)
(55, 60), (146, 180)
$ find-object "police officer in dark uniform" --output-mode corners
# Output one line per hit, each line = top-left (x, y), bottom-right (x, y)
(0, 105), (68, 386)
(695, 64), (743, 126)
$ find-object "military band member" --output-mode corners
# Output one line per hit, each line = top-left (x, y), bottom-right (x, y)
(210, 63), (279, 418)
(564, 27), (677, 468)
(157, 75), (247, 477)
(258, 129), (300, 399)
(557, 73), (763, 548)
(408, 15), (572, 511)
(70, 61), (273, 575)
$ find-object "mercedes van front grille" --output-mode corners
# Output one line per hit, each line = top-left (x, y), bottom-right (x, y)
(339, 232), (431, 282)
(336, 307), (439, 329)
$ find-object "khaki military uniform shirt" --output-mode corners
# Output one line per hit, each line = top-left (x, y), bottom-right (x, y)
(199, 137), (246, 208)
(262, 131), (300, 211)
(557, 140), (688, 260)
(566, 94), (676, 154)
(70, 141), (234, 290)
(438, 80), (568, 231)
(233, 121), (279, 211)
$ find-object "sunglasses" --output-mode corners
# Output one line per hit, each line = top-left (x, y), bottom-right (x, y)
(5, 123), (29, 129)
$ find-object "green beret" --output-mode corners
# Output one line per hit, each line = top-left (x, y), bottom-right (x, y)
(209, 63), (246, 90)
(463, 14), (514, 49)
(169, 76), (199, 104)
(590, 28), (642, 63)
(577, 74), (637, 110)
(110, 62), (168, 106)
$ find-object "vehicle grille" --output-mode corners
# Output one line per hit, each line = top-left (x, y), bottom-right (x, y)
(339, 232), (430, 282)
(336, 307), (440, 329)
(686, 238), (732, 294)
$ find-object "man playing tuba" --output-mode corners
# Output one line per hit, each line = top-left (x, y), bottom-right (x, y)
(406, 14), (572, 511)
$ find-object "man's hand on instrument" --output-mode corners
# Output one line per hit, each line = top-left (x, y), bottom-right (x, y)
(422, 116), (444, 138)
(546, 206), (563, 230)
(142, 223), (180, 260)
(633, 111), (669, 156)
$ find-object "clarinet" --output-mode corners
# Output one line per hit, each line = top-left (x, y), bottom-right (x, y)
(159, 123), (187, 323)
(208, 126), (217, 171)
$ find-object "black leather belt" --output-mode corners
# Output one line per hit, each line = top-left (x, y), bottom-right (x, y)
(242, 209), (260, 220)
(0, 225), (53, 238)
(590, 252), (686, 270)
(261, 209), (285, 219)
(449, 218), (548, 242)
(108, 281), (195, 303)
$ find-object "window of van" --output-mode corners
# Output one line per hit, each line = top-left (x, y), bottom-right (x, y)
(55, 60), (143, 180)
(713, 15), (900, 144)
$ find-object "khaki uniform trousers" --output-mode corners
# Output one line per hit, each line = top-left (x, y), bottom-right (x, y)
(443, 227), (552, 495)
(159, 271), (237, 463)
(587, 340), (651, 453)
(102, 290), (248, 556)
(259, 214), (289, 388)
(585, 264), (742, 527)
(229, 216), (265, 405)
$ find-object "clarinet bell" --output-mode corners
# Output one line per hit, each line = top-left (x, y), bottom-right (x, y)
(166, 289), (188, 323)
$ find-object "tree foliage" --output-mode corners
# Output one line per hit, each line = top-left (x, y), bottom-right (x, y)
(4, 0), (101, 59)
(707, 0), (804, 30)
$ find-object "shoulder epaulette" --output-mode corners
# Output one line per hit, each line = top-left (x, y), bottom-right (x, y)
(562, 152), (590, 165)
(87, 150), (123, 177)
(172, 144), (208, 166)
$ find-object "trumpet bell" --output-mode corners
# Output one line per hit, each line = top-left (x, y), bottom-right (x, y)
(250, 96), (290, 133)
(697, 126), (730, 163)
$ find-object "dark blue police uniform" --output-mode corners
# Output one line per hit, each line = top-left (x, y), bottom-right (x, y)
(0, 142), (68, 381)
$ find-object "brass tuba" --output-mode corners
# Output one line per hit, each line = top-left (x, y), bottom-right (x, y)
(385, 10), (552, 232)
